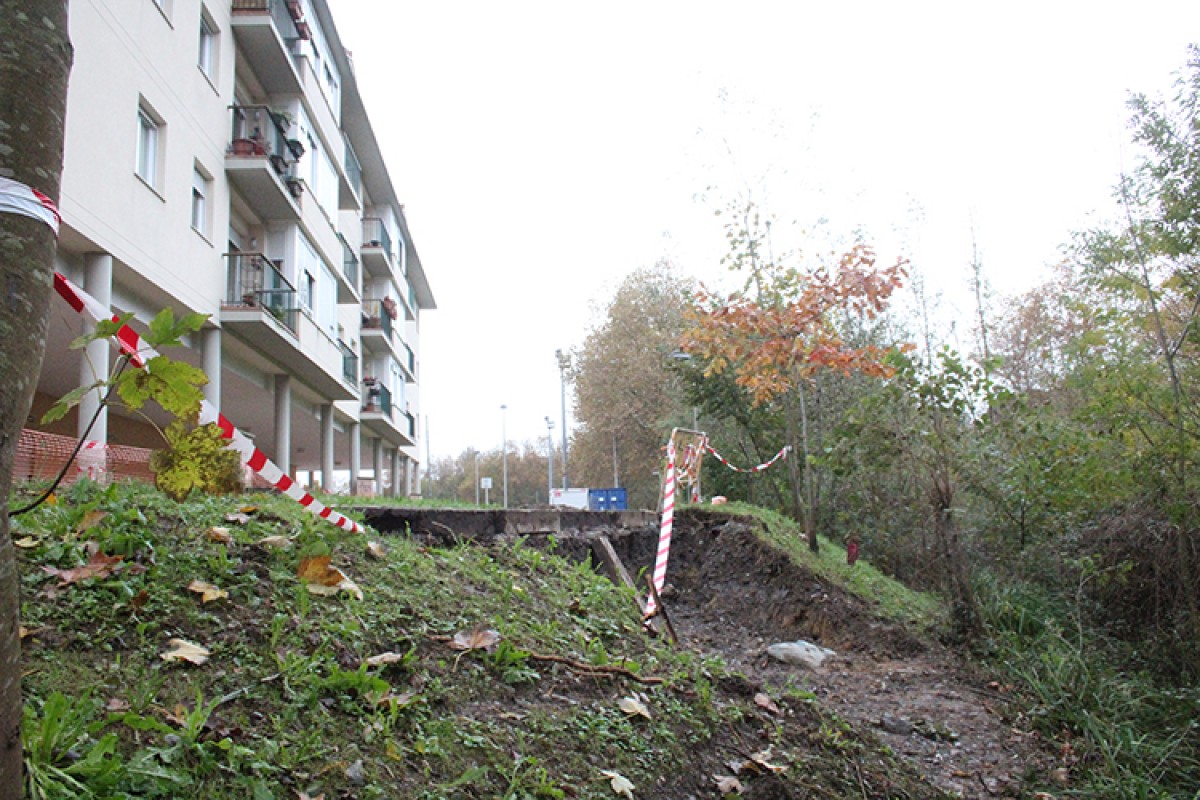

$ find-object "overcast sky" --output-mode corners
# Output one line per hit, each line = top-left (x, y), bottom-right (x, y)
(330, 1), (1200, 463)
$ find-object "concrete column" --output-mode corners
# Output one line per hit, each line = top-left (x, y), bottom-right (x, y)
(391, 448), (402, 498)
(200, 327), (221, 408)
(348, 422), (361, 495)
(273, 374), (291, 474)
(372, 436), (384, 495)
(78, 253), (112, 446)
(319, 403), (334, 492)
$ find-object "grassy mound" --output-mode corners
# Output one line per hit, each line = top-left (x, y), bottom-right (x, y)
(14, 481), (947, 799)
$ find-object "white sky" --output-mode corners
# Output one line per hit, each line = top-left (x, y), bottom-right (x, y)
(330, 1), (1200, 461)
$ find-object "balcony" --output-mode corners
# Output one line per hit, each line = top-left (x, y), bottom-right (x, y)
(360, 297), (395, 352)
(225, 105), (302, 221)
(339, 134), (362, 209)
(339, 340), (358, 385)
(222, 252), (298, 334)
(230, 0), (304, 95)
(339, 233), (359, 296)
(361, 217), (394, 279)
(360, 380), (417, 447)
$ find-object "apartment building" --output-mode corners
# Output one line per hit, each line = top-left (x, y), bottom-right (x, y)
(27, 0), (434, 495)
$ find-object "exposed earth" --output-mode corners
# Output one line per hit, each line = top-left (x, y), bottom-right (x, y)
(366, 506), (1050, 798)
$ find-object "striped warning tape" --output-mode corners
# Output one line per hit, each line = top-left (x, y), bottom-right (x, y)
(644, 438), (676, 618)
(52, 271), (364, 534)
(704, 442), (791, 473)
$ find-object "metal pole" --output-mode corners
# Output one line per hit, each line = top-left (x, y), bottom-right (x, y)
(473, 448), (479, 505)
(545, 416), (554, 500)
(501, 404), (508, 508)
(556, 349), (570, 488)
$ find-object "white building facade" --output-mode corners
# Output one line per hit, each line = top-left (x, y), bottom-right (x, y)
(30, 0), (434, 495)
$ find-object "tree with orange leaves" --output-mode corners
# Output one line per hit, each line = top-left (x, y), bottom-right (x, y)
(682, 201), (909, 552)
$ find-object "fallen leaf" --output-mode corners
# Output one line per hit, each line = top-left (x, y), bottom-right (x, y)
(296, 792), (326, 800)
(298, 556), (363, 601)
(618, 696), (652, 720)
(239, 504), (259, 514)
(13, 536), (38, 549)
(129, 589), (150, 611)
(187, 580), (228, 603)
(713, 774), (745, 794)
(748, 749), (787, 773)
(76, 510), (108, 534)
(364, 651), (407, 667)
(106, 697), (130, 713)
(366, 540), (387, 559)
(19, 626), (41, 641)
(257, 535), (292, 549)
(42, 542), (124, 586)
(225, 511), (252, 525)
(600, 769), (635, 799)
(160, 638), (210, 665)
(449, 627), (501, 652)
(207, 526), (233, 544)
(754, 692), (781, 715)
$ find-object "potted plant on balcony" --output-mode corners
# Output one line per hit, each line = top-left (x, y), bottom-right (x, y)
(285, 177), (304, 198)
(286, 138), (305, 160)
(269, 153), (289, 175)
(286, 0), (303, 21)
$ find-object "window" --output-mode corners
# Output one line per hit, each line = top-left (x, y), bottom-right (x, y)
(198, 10), (217, 80)
(191, 164), (212, 237)
(136, 104), (162, 188)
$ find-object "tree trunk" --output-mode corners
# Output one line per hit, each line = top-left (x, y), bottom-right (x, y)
(0, 2), (73, 795)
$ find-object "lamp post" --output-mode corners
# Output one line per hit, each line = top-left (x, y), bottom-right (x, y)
(545, 416), (555, 501)
(556, 349), (570, 488)
(501, 404), (508, 508)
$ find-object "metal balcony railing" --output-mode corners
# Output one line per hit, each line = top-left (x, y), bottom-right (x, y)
(339, 233), (359, 288)
(339, 340), (357, 385)
(224, 252), (298, 334)
(229, 104), (302, 176)
(361, 298), (394, 342)
(362, 380), (391, 418)
(401, 340), (416, 377)
(343, 135), (362, 198)
(232, 0), (300, 41)
(362, 218), (393, 262)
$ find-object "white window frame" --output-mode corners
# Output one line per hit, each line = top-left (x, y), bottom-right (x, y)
(191, 163), (212, 238)
(136, 103), (163, 189)
(198, 9), (218, 81)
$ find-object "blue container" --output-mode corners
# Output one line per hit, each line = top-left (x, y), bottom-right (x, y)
(587, 488), (628, 511)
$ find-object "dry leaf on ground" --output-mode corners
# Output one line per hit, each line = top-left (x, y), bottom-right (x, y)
(76, 509), (108, 534)
(42, 542), (124, 587)
(257, 535), (292, 549)
(754, 692), (781, 714)
(187, 579), (228, 603)
(297, 555), (363, 600)
(618, 696), (652, 720)
(225, 511), (252, 525)
(13, 536), (38, 549)
(366, 540), (387, 559)
(600, 769), (635, 798)
(364, 651), (407, 667)
(207, 526), (233, 544)
(713, 775), (745, 794)
(448, 627), (501, 652)
(160, 638), (210, 665)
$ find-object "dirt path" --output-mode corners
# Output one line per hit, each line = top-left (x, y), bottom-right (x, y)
(649, 511), (1046, 798)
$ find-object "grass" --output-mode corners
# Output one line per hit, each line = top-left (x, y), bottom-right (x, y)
(12, 479), (941, 799)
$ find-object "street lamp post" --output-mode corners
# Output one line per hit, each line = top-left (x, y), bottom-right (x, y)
(501, 404), (508, 508)
(545, 416), (555, 501)
(556, 349), (570, 489)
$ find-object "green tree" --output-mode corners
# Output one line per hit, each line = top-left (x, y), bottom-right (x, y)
(683, 200), (907, 552)
(571, 261), (693, 510)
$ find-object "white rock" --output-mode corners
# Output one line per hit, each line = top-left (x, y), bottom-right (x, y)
(766, 640), (837, 669)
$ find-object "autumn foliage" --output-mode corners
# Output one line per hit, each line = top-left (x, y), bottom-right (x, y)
(683, 244), (909, 406)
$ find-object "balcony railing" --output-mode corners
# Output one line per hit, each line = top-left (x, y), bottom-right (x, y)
(343, 135), (362, 198)
(228, 104), (304, 177)
(362, 218), (393, 262)
(339, 340), (357, 385)
(224, 252), (298, 334)
(339, 233), (359, 288)
(362, 380), (391, 418)
(401, 340), (416, 377)
(361, 298), (394, 342)
(232, 0), (301, 41)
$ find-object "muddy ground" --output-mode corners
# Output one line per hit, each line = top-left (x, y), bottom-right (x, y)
(365, 505), (1050, 798)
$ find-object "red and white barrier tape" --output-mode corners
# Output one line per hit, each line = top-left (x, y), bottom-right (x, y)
(644, 439), (676, 618)
(704, 442), (791, 473)
(52, 272), (364, 534)
(0, 176), (61, 234)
